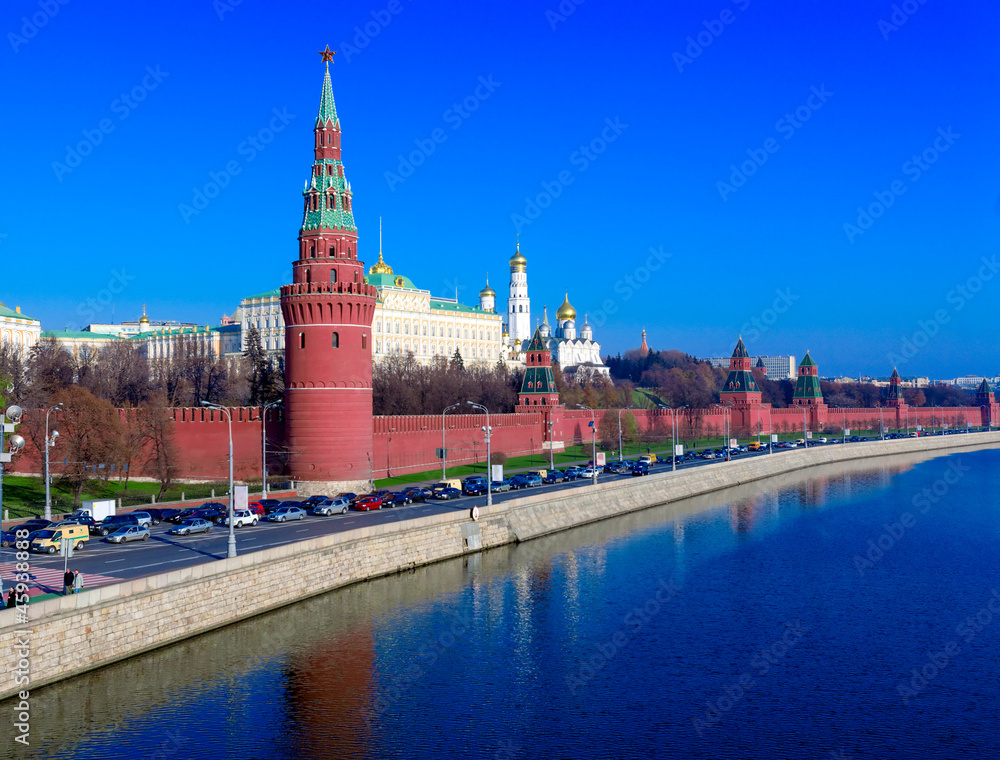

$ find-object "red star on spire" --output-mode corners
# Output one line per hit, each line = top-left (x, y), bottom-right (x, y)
(318, 45), (336, 63)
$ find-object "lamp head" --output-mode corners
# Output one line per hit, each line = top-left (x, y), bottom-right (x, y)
(51, 430), (59, 440)
(8, 434), (25, 451)
(5, 404), (22, 423)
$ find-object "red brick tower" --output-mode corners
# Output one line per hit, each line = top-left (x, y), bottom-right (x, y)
(517, 327), (561, 409)
(976, 379), (998, 427)
(280, 49), (378, 494)
(884, 368), (905, 407)
(720, 337), (766, 435)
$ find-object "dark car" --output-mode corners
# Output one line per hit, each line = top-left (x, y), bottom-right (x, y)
(302, 495), (329, 506)
(402, 487), (432, 502)
(57, 514), (97, 532)
(142, 508), (168, 525)
(170, 507), (202, 523)
(509, 475), (530, 490)
(195, 508), (228, 525)
(544, 470), (567, 483)
(17, 519), (52, 534)
(631, 464), (649, 476)
(463, 481), (487, 496)
(435, 487), (461, 500)
(1, 527), (47, 548)
(386, 492), (410, 508)
(94, 514), (140, 536)
(157, 508), (183, 522)
(258, 499), (282, 511)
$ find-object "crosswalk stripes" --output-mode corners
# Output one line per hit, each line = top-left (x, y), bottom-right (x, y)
(0, 563), (123, 593)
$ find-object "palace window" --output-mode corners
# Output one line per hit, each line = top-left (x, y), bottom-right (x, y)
(331, 332), (339, 348)
(330, 269), (337, 283)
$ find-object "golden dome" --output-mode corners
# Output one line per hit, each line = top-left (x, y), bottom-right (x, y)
(139, 304), (150, 324)
(368, 250), (393, 275)
(479, 276), (495, 298)
(556, 293), (576, 321)
(509, 241), (527, 272)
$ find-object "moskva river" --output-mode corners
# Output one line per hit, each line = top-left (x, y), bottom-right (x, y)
(5, 447), (999, 759)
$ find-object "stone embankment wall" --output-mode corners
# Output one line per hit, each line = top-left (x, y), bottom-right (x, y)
(2, 432), (997, 700)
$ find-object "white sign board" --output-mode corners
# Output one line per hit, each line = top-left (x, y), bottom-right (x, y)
(770, 435), (778, 443)
(674, 444), (684, 456)
(491, 464), (504, 482)
(235, 485), (248, 512)
(845, 429), (851, 436)
(917, 425), (922, 431)
(729, 439), (737, 448)
(806, 432), (812, 439)
(596, 452), (606, 466)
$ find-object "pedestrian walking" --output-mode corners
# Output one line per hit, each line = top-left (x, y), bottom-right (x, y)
(6, 588), (16, 608)
(63, 569), (74, 596)
(73, 570), (83, 595)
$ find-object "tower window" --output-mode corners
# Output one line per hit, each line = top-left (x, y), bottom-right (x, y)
(330, 269), (337, 283)
(299, 332), (305, 349)
(329, 245), (335, 256)
(310, 245), (316, 258)
(362, 333), (367, 350)
(331, 332), (339, 348)
(354, 270), (359, 283)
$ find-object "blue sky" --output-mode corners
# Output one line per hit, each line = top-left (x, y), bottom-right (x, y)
(2, 0), (998, 378)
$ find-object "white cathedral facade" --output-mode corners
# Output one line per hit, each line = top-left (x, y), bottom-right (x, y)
(483, 243), (609, 379)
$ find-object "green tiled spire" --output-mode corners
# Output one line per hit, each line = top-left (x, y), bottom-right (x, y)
(317, 64), (339, 127)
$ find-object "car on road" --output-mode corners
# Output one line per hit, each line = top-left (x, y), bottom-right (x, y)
(491, 478), (512, 492)
(563, 467), (583, 479)
(107, 525), (150, 544)
(55, 515), (97, 532)
(1, 527), (47, 548)
(94, 514), (141, 537)
(194, 508), (227, 525)
(434, 487), (462, 500)
(169, 519), (212, 536)
(314, 497), (352, 516)
(402, 487), (433, 502)
(268, 506), (307, 522)
(631, 464), (649, 476)
(152, 508), (181, 523)
(129, 511), (155, 529)
(700, 450), (717, 459)
(169, 508), (201, 523)
(257, 499), (282, 512)
(463, 481), (487, 496)
(384, 492), (410, 508)
(543, 470), (566, 483)
(579, 467), (597, 479)
(302, 495), (329, 506)
(508, 475), (530, 490)
(354, 495), (383, 511)
(224, 510), (259, 528)
(334, 492), (358, 502)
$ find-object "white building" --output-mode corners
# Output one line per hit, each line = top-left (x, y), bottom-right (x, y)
(538, 297), (610, 379)
(704, 354), (796, 380)
(0, 302), (41, 355)
(506, 242), (531, 345)
(239, 289), (283, 355)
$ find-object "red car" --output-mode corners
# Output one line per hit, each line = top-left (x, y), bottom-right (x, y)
(354, 495), (383, 511)
(247, 502), (266, 517)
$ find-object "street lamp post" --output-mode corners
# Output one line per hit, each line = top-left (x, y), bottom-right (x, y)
(547, 419), (554, 470)
(617, 407), (632, 462)
(441, 403), (460, 481)
(765, 405), (773, 454)
(202, 401), (236, 559)
(878, 405), (885, 440)
(1, 405), (25, 562)
(44, 403), (63, 521)
(466, 401), (492, 506)
(261, 400), (282, 498)
(713, 403), (733, 461)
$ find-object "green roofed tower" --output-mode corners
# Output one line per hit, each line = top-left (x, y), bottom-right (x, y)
(792, 351), (824, 406)
(884, 367), (905, 407)
(720, 337), (760, 397)
(518, 327), (560, 408)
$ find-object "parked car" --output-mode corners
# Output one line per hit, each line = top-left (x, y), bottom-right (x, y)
(107, 525), (150, 544)
(246, 502), (266, 517)
(386, 492), (411, 508)
(129, 511), (155, 529)
(314, 497), (352, 515)
(224, 510), (259, 528)
(463, 481), (487, 496)
(268, 506), (307, 522)
(509, 475), (530, 490)
(579, 467), (597, 478)
(543, 470), (566, 483)
(354, 495), (383, 511)
(169, 519), (212, 536)
(1, 527), (46, 548)
(302, 495), (329, 506)
(434, 487), (462, 500)
(257, 499), (282, 512)
(156, 508), (182, 522)
(142, 508), (168, 525)
(491, 478), (512, 492)
(564, 467), (583, 479)
(94, 514), (140, 537)
(55, 515), (97, 532)
(170, 508), (201, 523)
(631, 464), (649, 476)
(194, 508), (227, 525)
(334, 492), (358, 502)
(402, 487), (432, 502)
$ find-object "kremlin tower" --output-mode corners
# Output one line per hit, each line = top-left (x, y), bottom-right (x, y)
(280, 48), (378, 493)
(507, 241), (531, 346)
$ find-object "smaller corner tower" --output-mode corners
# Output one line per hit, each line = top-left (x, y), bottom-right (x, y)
(792, 352), (824, 406)
(976, 378), (998, 427)
(517, 327), (561, 409)
(884, 368), (905, 407)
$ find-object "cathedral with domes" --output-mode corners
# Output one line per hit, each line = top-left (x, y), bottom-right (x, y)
(482, 242), (609, 379)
